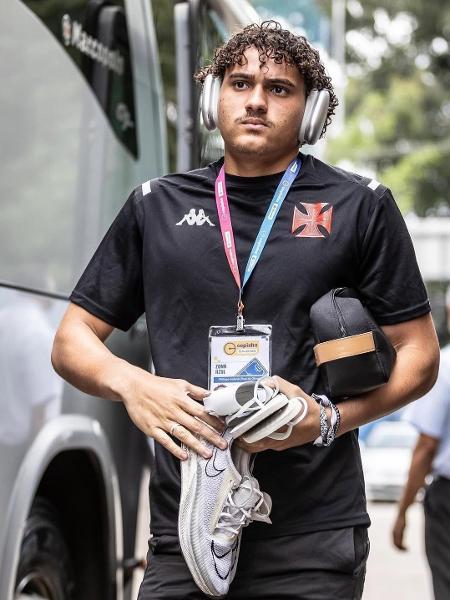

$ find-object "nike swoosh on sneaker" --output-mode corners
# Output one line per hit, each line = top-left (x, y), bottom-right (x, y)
(210, 539), (238, 580)
(204, 446), (226, 478)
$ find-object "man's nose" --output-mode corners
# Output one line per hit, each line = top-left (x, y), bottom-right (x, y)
(245, 84), (267, 113)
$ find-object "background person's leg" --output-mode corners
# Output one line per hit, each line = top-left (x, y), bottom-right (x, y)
(424, 479), (450, 600)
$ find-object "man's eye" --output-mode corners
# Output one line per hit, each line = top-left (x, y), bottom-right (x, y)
(233, 81), (248, 90)
(272, 86), (287, 95)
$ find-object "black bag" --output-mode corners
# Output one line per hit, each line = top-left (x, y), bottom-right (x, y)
(310, 288), (396, 399)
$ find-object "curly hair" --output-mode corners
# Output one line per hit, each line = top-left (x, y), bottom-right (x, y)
(195, 20), (338, 138)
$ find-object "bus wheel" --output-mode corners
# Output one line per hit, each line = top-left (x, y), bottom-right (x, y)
(15, 498), (75, 600)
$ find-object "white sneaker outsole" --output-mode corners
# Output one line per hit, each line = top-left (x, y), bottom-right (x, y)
(242, 396), (308, 443)
(226, 393), (289, 438)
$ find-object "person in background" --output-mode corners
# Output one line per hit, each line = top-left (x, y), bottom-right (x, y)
(392, 293), (450, 600)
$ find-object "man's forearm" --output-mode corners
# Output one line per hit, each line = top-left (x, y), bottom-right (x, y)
(52, 306), (226, 459)
(392, 434), (437, 551)
(337, 344), (437, 436)
(51, 320), (140, 402)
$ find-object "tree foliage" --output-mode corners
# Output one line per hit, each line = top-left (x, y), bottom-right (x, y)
(325, 0), (450, 216)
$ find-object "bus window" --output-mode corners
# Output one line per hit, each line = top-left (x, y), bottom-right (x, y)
(0, 0), (142, 296)
(22, 0), (138, 157)
(88, 5), (138, 158)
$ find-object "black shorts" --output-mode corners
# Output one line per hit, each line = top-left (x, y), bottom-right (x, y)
(137, 526), (370, 600)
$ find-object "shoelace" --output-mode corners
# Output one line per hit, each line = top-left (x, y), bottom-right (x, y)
(225, 378), (279, 423)
(215, 475), (271, 538)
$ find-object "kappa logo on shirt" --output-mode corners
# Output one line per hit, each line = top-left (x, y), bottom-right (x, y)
(291, 202), (333, 238)
(176, 208), (215, 227)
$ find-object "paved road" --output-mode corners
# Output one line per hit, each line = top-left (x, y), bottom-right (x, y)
(132, 476), (434, 599)
(364, 501), (433, 600)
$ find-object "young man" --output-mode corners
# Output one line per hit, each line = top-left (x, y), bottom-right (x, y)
(52, 22), (439, 600)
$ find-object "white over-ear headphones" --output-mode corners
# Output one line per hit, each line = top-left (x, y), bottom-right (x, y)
(200, 73), (330, 145)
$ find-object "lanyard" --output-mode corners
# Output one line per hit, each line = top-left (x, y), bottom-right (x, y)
(214, 157), (302, 331)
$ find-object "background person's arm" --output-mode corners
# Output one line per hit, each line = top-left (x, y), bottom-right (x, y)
(52, 303), (226, 460)
(392, 433), (439, 550)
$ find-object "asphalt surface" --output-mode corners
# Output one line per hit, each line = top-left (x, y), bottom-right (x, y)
(364, 501), (433, 600)
(132, 474), (434, 600)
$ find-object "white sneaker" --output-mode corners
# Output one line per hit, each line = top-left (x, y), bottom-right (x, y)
(204, 379), (290, 438)
(178, 429), (271, 597)
(204, 379), (308, 443)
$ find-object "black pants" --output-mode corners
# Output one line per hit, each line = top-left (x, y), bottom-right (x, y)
(424, 477), (450, 600)
(138, 526), (369, 600)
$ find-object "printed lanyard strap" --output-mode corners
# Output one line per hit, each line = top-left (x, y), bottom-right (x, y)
(214, 157), (302, 328)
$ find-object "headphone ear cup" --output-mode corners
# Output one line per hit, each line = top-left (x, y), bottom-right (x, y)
(298, 89), (330, 145)
(201, 74), (221, 131)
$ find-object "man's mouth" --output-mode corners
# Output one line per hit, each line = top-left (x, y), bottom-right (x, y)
(240, 118), (269, 130)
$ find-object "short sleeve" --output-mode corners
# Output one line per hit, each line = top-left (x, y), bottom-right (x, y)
(404, 347), (450, 439)
(70, 188), (145, 331)
(357, 189), (430, 325)
(403, 378), (450, 441)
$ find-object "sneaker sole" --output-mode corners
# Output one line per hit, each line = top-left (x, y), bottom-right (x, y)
(227, 394), (289, 438)
(242, 398), (302, 443)
(179, 437), (241, 597)
(179, 442), (214, 595)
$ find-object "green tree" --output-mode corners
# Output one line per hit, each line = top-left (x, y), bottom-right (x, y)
(325, 0), (450, 215)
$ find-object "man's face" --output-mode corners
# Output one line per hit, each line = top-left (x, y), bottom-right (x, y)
(217, 46), (306, 158)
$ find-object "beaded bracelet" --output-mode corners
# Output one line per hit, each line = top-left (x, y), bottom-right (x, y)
(312, 394), (340, 447)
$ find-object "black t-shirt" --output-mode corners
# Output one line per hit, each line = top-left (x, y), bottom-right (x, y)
(70, 153), (430, 539)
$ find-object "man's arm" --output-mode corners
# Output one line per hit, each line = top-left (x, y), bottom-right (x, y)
(236, 313), (439, 453)
(392, 433), (438, 550)
(52, 303), (227, 460)
(335, 312), (439, 434)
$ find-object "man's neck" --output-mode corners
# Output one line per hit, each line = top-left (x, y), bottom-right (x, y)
(223, 148), (300, 177)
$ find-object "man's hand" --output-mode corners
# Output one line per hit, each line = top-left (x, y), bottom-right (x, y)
(391, 433), (438, 553)
(235, 375), (321, 453)
(52, 304), (227, 462)
(117, 367), (227, 461)
(392, 512), (407, 551)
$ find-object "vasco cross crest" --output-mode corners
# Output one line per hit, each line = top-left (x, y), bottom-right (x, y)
(291, 202), (333, 238)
